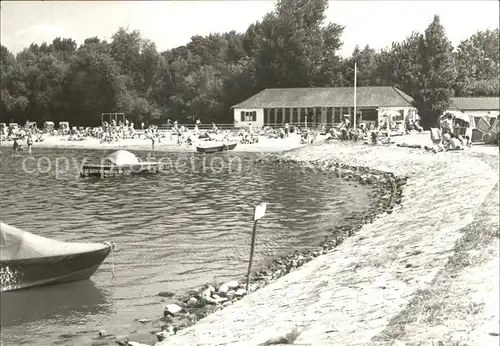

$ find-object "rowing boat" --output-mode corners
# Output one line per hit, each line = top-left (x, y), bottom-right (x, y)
(1, 222), (113, 292)
(196, 142), (237, 153)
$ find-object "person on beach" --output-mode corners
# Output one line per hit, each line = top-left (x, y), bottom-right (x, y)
(441, 114), (453, 136)
(343, 115), (351, 129)
(446, 133), (464, 151)
(27, 135), (33, 154)
(177, 127), (183, 146)
(279, 128), (285, 139)
(13, 137), (20, 156)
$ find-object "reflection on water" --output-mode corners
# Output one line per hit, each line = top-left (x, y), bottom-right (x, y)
(0, 148), (376, 346)
(1, 280), (111, 328)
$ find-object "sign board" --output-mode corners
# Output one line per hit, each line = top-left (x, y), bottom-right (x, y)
(254, 202), (267, 221)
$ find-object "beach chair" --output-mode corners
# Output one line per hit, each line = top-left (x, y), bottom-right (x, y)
(424, 128), (446, 153)
(430, 128), (442, 144)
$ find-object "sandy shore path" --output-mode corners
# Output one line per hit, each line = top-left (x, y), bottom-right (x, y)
(156, 140), (499, 346)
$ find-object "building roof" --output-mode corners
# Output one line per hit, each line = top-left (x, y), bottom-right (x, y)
(450, 97), (499, 111)
(231, 86), (415, 109)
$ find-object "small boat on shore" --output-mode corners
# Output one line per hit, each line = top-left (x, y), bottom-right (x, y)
(80, 149), (162, 177)
(0, 222), (113, 292)
(196, 142), (237, 153)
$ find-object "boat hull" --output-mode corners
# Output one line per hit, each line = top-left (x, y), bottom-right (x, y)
(80, 162), (162, 177)
(196, 142), (237, 153)
(0, 246), (111, 292)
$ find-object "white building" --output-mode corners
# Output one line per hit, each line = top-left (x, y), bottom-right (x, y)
(449, 97), (500, 126)
(231, 86), (417, 128)
(450, 97), (499, 117)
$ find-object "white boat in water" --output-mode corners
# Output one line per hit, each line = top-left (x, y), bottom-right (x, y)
(0, 222), (113, 292)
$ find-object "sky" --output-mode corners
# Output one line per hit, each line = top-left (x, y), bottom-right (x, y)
(1, 1), (499, 57)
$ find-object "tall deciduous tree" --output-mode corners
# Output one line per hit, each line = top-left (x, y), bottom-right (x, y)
(413, 15), (457, 128)
(252, 0), (344, 89)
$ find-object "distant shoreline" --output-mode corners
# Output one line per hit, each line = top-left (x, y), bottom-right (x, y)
(0, 134), (318, 153)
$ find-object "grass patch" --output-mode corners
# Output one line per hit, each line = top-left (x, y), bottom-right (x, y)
(372, 182), (499, 343)
(430, 339), (470, 346)
(260, 328), (301, 345)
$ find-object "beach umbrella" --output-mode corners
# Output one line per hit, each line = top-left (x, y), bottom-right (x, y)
(490, 118), (499, 135)
(107, 150), (140, 165)
(441, 111), (471, 123)
(380, 110), (401, 117)
(476, 116), (492, 134)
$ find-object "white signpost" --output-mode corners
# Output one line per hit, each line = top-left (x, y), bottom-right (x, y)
(246, 202), (267, 290)
(253, 202), (267, 221)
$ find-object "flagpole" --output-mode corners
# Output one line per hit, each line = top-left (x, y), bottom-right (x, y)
(353, 62), (357, 130)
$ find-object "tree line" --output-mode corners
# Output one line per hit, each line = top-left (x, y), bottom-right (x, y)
(1, 0), (498, 129)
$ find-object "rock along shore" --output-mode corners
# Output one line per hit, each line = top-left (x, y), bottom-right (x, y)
(100, 140), (499, 346)
(149, 153), (406, 342)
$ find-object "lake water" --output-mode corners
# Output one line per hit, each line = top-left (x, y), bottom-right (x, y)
(0, 148), (375, 346)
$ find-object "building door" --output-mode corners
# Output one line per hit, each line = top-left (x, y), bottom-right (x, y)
(327, 107), (333, 124)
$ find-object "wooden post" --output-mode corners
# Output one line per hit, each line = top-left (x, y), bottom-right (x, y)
(246, 202), (267, 291)
(353, 62), (357, 130)
(246, 219), (259, 291)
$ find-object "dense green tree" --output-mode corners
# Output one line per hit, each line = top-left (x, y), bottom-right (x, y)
(252, 0), (344, 88)
(342, 45), (382, 87)
(455, 29), (499, 96)
(377, 32), (422, 95)
(63, 42), (128, 125)
(1, 47), (29, 122)
(1, 5), (498, 128)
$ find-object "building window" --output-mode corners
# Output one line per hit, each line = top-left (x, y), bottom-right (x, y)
(242, 111), (257, 122)
(361, 109), (377, 121)
(334, 108), (341, 123)
(277, 109), (283, 123)
(327, 107), (333, 124)
(393, 110), (405, 122)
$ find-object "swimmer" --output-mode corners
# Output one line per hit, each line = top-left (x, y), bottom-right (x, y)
(13, 137), (20, 156)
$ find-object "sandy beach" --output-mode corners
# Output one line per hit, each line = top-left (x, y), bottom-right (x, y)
(0, 133), (319, 153)
(153, 139), (499, 346)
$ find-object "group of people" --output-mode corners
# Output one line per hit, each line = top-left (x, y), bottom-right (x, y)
(3, 124), (42, 156)
(438, 113), (471, 150)
(12, 136), (33, 156)
(325, 115), (370, 142)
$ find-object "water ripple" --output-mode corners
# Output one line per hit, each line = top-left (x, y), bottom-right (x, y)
(1, 148), (375, 346)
